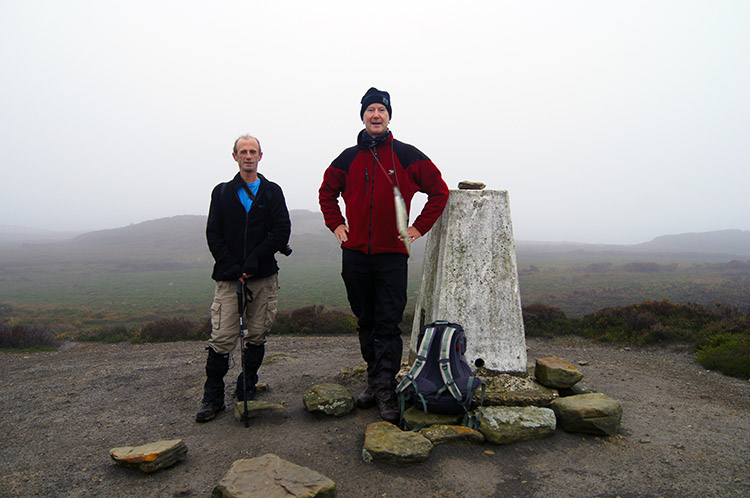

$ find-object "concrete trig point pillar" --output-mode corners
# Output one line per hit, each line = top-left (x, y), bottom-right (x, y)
(410, 187), (527, 373)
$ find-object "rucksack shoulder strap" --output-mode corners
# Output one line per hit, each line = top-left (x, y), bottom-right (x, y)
(438, 325), (465, 402)
(396, 325), (438, 394)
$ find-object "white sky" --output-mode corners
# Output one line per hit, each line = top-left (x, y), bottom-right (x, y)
(1, 0), (748, 244)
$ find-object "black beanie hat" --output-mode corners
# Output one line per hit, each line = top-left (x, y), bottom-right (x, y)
(360, 87), (392, 120)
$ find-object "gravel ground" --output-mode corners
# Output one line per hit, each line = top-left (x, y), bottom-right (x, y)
(1, 335), (748, 498)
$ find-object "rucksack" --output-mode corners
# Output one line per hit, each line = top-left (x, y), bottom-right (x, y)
(396, 321), (484, 427)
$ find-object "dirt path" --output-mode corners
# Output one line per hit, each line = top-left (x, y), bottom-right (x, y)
(1, 335), (748, 497)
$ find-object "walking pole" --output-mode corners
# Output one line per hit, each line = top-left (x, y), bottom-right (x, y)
(237, 281), (250, 428)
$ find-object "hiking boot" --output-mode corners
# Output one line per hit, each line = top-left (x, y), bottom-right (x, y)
(356, 387), (376, 409)
(195, 401), (225, 423)
(375, 390), (400, 424)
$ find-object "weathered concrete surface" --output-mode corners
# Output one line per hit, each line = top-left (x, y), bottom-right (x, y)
(411, 189), (527, 373)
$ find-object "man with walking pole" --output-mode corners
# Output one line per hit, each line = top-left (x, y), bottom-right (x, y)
(196, 134), (291, 424)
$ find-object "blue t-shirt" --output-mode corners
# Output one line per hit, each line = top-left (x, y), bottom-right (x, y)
(237, 179), (260, 212)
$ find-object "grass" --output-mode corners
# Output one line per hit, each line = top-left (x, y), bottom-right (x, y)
(2, 245), (749, 378)
(522, 300), (750, 379)
(0, 324), (61, 352)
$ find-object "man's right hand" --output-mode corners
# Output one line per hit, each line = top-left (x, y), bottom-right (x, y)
(334, 224), (349, 244)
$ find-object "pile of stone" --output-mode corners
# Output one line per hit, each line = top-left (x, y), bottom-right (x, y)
(108, 355), (622, 494)
(323, 355), (623, 464)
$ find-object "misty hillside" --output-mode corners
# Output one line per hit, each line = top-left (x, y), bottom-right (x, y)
(635, 229), (750, 256)
(1, 211), (748, 263)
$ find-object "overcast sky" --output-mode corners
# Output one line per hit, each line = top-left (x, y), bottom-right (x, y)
(1, 1), (748, 244)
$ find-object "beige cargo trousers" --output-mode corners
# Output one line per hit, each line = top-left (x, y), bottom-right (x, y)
(207, 274), (279, 354)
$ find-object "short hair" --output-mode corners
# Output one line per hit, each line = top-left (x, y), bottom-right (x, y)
(233, 134), (262, 155)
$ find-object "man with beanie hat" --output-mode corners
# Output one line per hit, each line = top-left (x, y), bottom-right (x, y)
(319, 88), (449, 423)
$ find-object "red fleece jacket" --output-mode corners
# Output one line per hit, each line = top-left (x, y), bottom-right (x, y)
(319, 131), (449, 255)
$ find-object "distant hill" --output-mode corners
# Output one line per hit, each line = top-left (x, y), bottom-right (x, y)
(2, 211), (748, 262)
(0, 225), (82, 243)
(635, 229), (750, 257)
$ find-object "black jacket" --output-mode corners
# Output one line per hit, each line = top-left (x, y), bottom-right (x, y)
(206, 173), (291, 281)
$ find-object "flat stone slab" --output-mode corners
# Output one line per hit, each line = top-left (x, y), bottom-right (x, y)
(110, 439), (187, 473)
(212, 454), (336, 498)
(457, 181), (486, 190)
(418, 424), (485, 445)
(479, 406), (556, 445)
(535, 356), (584, 388)
(550, 393), (623, 436)
(303, 383), (355, 417)
(362, 421), (433, 465)
(234, 400), (287, 422)
(477, 370), (559, 407)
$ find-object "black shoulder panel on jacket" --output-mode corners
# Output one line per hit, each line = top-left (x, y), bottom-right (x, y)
(330, 146), (360, 172)
(392, 140), (429, 170)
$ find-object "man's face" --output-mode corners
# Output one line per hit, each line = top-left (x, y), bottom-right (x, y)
(363, 103), (390, 137)
(232, 138), (262, 177)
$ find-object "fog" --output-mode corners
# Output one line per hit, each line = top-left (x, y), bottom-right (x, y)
(2, 1), (748, 243)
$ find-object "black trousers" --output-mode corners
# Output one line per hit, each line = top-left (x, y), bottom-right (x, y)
(342, 248), (408, 393)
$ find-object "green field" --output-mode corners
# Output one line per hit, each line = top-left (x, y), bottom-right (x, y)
(1, 215), (748, 335)
(1, 249), (748, 336)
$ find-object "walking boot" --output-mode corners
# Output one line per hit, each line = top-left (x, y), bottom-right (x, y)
(356, 386), (376, 409)
(375, 390), (400, 424)
(196, 348), (229, 423)
(196, 400), (225, 423)
(356, 327), (377, 409)
(236, 343), (265, 401)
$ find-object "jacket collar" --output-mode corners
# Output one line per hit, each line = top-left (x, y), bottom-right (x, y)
(357, 129), (394, 151)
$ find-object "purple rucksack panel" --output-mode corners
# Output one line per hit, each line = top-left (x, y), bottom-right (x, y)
(399, 321), (481, 415)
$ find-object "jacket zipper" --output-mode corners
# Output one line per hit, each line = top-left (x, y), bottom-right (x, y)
(368, 152), (377, 254)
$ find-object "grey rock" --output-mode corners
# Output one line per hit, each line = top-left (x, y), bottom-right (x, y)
(535, 356), (584, 388)
(479, 406), (556, 445)
(550, 392), (623, 436)
(303, 383), (355, 416)
(212, 454), (336, 498)
(110, 439), (187, 473)
(362, 421), (433, 465)
(234, 400), (287, 422)
(418, 424), (485, 445)
(477, 370), (559, 407)
(457, 181), (486, 190)
(558, 382), (597, 397)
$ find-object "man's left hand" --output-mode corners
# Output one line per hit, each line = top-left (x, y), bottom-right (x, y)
(406, 227), (422, 243)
